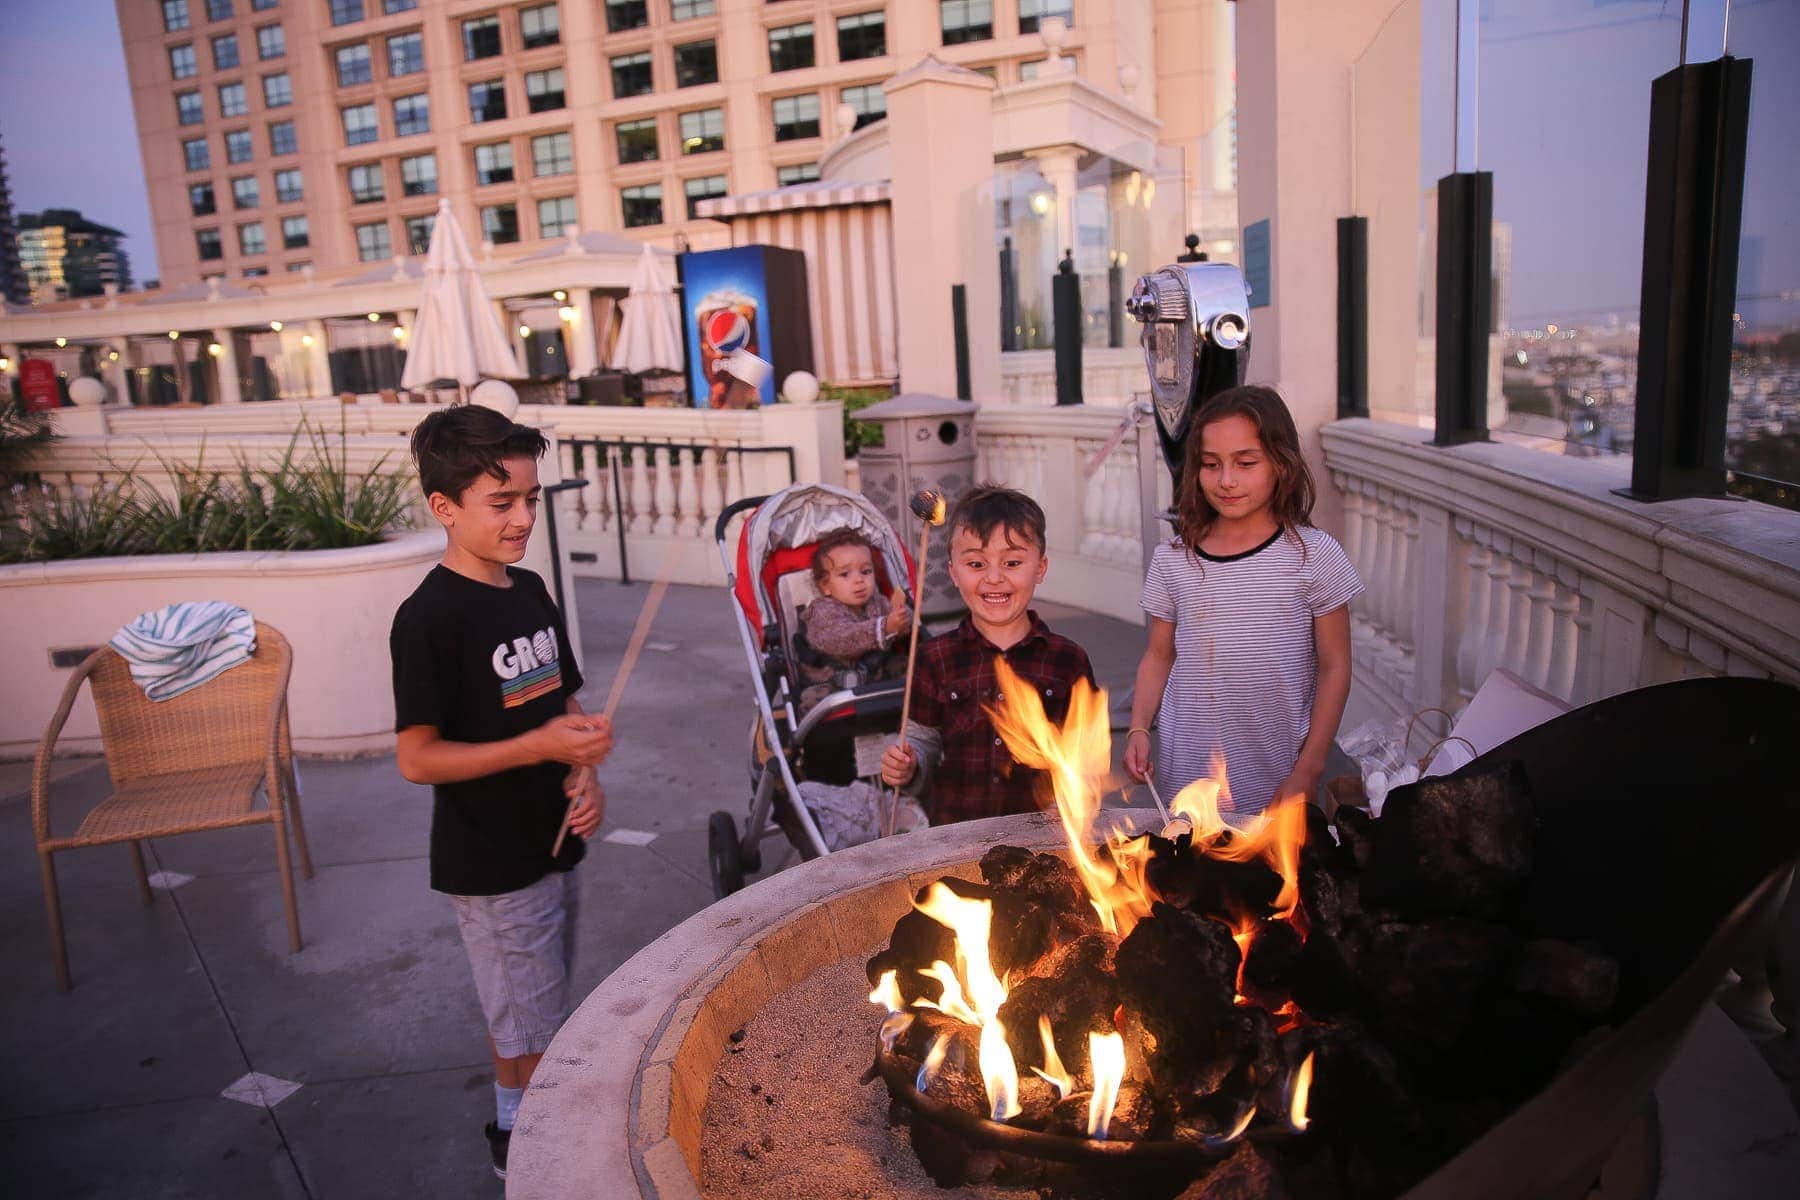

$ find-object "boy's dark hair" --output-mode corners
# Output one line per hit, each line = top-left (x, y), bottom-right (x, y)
(410, 404), (549, 501)
(947, 484), (1047, 551)
(811, 528), (876, 584)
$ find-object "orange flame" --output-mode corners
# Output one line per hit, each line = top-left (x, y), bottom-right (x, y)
(1290, 1051), (1316, 1131)
(1086, 1030), (1126, 1138)
(1171, 759), (1309, 923)
(1227, 914), (1257, 1004)
(912, 883), (1021, 1120)
(1029, 1015), (1074, 1099)
(868, 969), (905, 1014)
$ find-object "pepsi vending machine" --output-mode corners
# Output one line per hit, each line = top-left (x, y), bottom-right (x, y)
(675, 245), (814, 408)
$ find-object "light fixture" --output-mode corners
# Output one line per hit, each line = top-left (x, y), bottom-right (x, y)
(0, 357), (11, 372)
(108, 350), (120, 361)
(270, 319), (283, 332)
(54, 336), (67, 348)
(1029, 191), (1051, 216)
(207, 342), (224, 358)
(1116, 250), (1128, 267)
(519, 324), (532, 338)
(1125, 171), (1141, 206)
(300, 333), (315, 347)
(392, 326), (406, 341)
(168, 330), (180, 340)
(367, 312), (381, 322)
(552, 289), (567, 301)
(1142, 177), (1156, 208)
(557, 305), (577, 323)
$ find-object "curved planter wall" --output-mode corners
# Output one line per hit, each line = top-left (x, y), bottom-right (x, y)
(0, 530), (441, 759)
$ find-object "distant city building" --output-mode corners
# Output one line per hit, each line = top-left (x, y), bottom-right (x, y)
(0, 135), (27, 305)
(16, 209), (134, 304)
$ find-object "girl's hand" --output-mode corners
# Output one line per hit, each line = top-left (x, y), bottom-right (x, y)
(1123, 729), (1153, 782)
(1270, 767), (1321, 809)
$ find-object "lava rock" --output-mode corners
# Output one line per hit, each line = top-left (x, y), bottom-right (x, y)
(1174, 1142), (1291, 1200)
(1331, 807), (1378, 871)
(1360, 762), (1538, 918)
(1264, 1020), (1425, 1148)
(1509, 938), (1620, 1019)
(1240, 918), (1305, 1011)
(999, 934), (1121, 1077)
(1361, 919), (1518, 1055)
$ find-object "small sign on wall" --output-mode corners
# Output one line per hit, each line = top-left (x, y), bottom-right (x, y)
(20, 358), (59, 412)
(1242, 219), (1272, 310)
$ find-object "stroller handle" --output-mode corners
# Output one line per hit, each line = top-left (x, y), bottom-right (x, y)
(715, 494), (768, 548)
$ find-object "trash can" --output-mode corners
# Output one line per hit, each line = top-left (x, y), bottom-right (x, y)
(854, 393), (977, 618)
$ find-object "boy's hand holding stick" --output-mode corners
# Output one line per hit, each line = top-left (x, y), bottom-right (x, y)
(883, 490), (945, 838)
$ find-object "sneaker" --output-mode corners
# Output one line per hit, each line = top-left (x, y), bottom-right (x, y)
(484, 1121), (510, 1180)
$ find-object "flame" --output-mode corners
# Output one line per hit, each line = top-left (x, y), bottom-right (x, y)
(869, 969), (904, 1014)
(1227, 914), (1257, 1004)
(1029, 1015), (1074, 1098)
(912, 884), (1021, 1120)
(879, 1011), (915, 1052)
(1086, 1030), (1126, 1138)
(917, 1031), (953, 1092)
(1223, 1103), (1257, 1143)
(1170, 759), (1309, 924)
(1290, 1051), (1316, 1131)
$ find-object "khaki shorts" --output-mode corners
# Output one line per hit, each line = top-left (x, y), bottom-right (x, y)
(450, 869), (580, 1058)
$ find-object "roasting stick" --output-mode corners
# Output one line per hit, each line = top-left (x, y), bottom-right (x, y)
(550, 539), (680, 857)
(882, 490), (946, 838)
(1143, 774), (1171, 825)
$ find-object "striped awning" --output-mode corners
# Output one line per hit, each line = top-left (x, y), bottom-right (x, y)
(694, 179), (891, 220)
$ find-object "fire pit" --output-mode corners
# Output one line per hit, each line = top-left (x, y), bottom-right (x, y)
(510, 678), (1800, 1199)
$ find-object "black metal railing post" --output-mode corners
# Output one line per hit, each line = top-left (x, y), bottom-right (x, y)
(1433, 172), (1494, 446)
(1337, 216), (1370, 419)
(1052, 250), (1082, 407)
(540, 477), (589, 616)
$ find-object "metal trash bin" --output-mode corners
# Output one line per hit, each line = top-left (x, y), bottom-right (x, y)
(853, 393), (976, 617)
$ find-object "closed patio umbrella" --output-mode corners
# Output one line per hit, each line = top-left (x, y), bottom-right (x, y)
(401, 199), (521, 392)
(609, 243), (683, 374)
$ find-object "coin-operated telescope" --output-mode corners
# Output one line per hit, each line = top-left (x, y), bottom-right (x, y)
(1124, 262), (1251, 497)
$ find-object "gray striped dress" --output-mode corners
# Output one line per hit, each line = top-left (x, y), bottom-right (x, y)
(1140, 525), (1362, 821)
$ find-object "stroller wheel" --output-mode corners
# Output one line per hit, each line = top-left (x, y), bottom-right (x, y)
(708, 810), (746, 899)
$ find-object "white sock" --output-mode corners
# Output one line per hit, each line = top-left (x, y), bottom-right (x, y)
(495, 1083), (524, 1131)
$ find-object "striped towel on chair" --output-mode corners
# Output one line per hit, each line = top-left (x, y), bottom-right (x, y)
(109, 603), (259, 702)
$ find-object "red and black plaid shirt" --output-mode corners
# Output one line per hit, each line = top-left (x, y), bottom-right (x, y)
(909, 612), (1095, 826)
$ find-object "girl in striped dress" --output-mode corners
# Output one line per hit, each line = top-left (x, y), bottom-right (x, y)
(1123, 385), (1361, 823)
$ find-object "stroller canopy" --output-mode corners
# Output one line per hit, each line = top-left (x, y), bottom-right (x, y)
(732, 483), (915, 649)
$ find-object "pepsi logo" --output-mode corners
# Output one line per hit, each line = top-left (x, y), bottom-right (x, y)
(704, 308), (752, 354)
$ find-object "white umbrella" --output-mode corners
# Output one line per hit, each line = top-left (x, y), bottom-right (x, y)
(609, 244), (683, 374)
(401, 198), (522, 390)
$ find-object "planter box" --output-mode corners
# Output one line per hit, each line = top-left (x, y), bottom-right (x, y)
(0, 530), (443, 760)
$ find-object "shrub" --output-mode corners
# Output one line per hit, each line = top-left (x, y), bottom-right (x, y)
(822, 383), (894, 460)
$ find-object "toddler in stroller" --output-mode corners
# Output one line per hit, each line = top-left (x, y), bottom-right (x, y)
(795, 529), (912, 712)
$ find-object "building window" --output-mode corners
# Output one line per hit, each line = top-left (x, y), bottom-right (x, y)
(239, 222), (266, 256)
(225, 129), (254, 163)
(329, 0), (364, 26)
(355, 221), (391, 261)
(177, 91), (205, 126)
(537, 195), (577, 238)
(387, 31), (423, 76)
(678, 107), (724, 155)
(383, 0), (416, 12)
(841, 82), (886, 130)
(530, 131), (573, 177)
(243, 266), (270, 278)
(286, 261), (311, 273)
(838, 11), (885, 61)
(218, 82), (248, 118)
(620, 183), (662, 228)
(212, 33), (240, 69)
(170, 44), (198, 79)
(183, 138), (211, 171)
(393, 93), (430, 136)
(605, 0), (646, 33)
(768, 23), (813, 72)
(257, 24), (285, 59)
(348, 162), (386, 203)
(1018, 0), (1072, 36)
(282, 215), (310, 249)
(252, 0), (278, 9)
(670, 0), (713, 19)
(468, 79), (506, 123)
(163, 2), (191, 33)
(940, 0), (991, 45)
(615, 117), (657, 163)
(207, 0), (232, 18)
(525, 67), (565, 113)
(462, 15), (501, 61)
(675, 40), (718, 87)
(1018, 57), (1076, 81)
(481, 203), (520, 245)
(474, 141), (514, 185)
(269, 119), (298, 155)
(232, 175), (260, 208)
(274, 167), (304, 201)
(342, 103), (378, 145)
(771, 93), (820, 142)
(335, 44), (372, 86)
(776, 162), (819, 186)
(189, 182), (216, 216)
(404, 213), (435, 254)
(400, 153), (437, 196)
(196, 228), (223, 261)
(610, 51), (652, 99)
(263, 72), (292, 108)
(520, 4), (560, 49)
(684, 174), (727, 220)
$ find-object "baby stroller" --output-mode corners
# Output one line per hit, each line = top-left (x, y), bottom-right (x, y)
(710, 483), (916, 897)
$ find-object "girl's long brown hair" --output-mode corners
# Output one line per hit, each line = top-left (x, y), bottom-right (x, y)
(1174, 384), (1316, 550)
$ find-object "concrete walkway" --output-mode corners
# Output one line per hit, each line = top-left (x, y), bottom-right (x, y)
(0, 579), (1151, 1199)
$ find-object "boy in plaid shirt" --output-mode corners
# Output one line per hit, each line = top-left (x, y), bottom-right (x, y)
(879, 486), (1094, 824)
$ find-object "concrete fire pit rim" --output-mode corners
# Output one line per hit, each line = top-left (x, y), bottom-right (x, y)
(509, 808), (1160, 1200)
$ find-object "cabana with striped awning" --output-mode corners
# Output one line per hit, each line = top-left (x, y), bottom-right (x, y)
(695, 180), (897, 388)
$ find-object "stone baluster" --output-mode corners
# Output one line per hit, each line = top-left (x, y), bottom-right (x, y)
(676, 446), (701, 537)
(1545, 564), (1583, 703)
(1368, 490), (1398, 644)
(628, 444), (653, 535)
(1453, 524), (1491, 702)
(652, 445), (676, 536)
(726, 446), (747, 508)
(1112, 453), (1139, 564)
(1341, 481), (1370, 622)
(1393, 500), (1417, 652)
(699, 446), (724, 535)
(580, 444), (605, 533)
(1569, 581), (1598, 706)
(1522, 551), (1559, 691)
(1501, 545), (1536, 680)
(1475, 534), (1514, 689)
(1079, 451), (1107, 559)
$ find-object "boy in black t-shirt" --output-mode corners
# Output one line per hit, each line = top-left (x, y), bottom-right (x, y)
(389, 404), (613, 1180)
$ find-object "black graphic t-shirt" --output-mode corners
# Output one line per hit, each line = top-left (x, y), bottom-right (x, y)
(391, 564), (586, 896)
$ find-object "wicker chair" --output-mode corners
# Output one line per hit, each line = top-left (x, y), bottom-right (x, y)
(32, 621), (314, 991)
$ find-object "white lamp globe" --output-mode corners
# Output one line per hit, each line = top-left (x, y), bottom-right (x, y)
(470, 379), (520, 417)
(69, 376), (108, 407)
(781, 370), (820, 405)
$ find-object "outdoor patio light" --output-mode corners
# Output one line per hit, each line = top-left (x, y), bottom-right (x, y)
(270, 320), (283, 332)
(300, 333), (314, 347)
(207, 342), (224, 358)
(557, 305), (577, 323)
(168, 330), (180, 340)
(519, 325), (533, 338)
(553, 289), (567, 301)
(0, 357), (11, 372)
(108, 351), (119, 361)
(1029, 191), (1051, 216)
(366, 312), (380, 322)
(55, 337), (67, 347)
(392, 327), (406, 341)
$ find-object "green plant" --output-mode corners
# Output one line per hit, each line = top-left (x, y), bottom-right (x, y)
(823, 384), (894, 460)
(268, 419), (413, 549)
(2, 478), (151, 564)
(0, 396), (59, 489)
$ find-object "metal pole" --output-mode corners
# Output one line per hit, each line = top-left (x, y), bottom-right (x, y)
(540, 478), (588, 617)
(610, 442), (632, 585)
